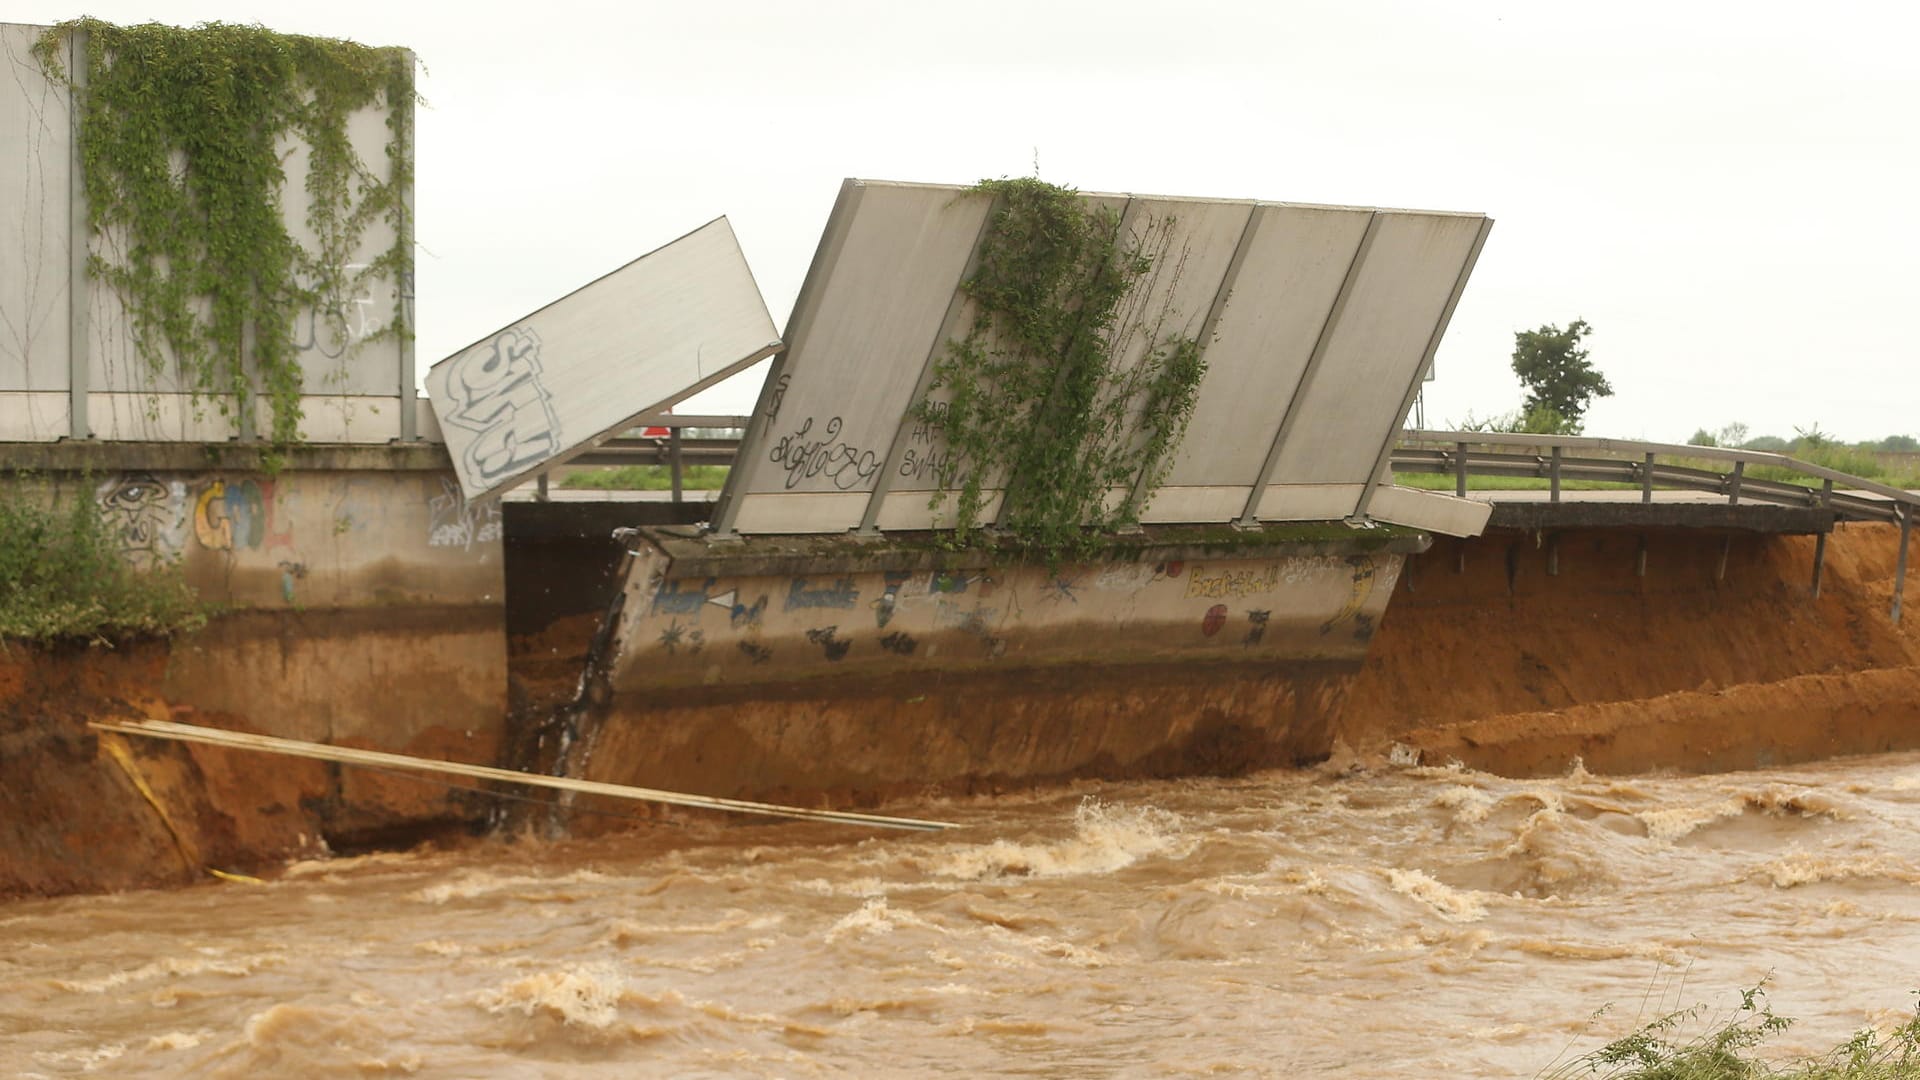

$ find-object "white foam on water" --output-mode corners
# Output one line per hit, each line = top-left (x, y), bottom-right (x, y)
(144, 1030), (206, 1051)
(1386, 869), (1489, 923)
(923, 798), (1189, 881)
(30, 1042), (126, 1071)
(474, 963), (642, 1029)
(1636, 797), (1746, 844)
(1757, 852), (1919, 888)
(410, 868), (608, 905)
(54, 951), (285, 994)
(825, 897), (949, 943)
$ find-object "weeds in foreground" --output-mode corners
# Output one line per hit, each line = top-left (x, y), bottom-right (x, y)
(1540, 985), (1920, 1079)
(0, 482), (205, 644)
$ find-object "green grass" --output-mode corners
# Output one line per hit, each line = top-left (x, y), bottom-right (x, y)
(1539, 986), (1920, 1079)
(1395, 472), (1641, 492)
(0, 482), (206, 644)
(560, 465), (731, 491)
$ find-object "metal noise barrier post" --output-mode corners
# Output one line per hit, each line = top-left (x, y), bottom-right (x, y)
(91, 718), (960, 833)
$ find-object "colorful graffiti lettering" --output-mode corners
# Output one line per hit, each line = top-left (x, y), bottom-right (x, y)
(1184, 564), (1282, 600)
(786, 576), (859, 611)
(653, 577), (718, 617)
(1320, 556), (1379, 635)
(193, 479), (268, 551)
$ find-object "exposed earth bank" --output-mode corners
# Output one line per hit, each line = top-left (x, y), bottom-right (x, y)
(1343, 522), (1919, 773)
(2, 521), (1913, 898)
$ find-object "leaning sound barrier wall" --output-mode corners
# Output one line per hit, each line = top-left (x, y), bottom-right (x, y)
(425, 217), (781, 502)
(710, 179), (1495, 539)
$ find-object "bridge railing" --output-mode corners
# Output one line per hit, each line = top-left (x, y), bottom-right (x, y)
(1395, 430), (1913, 622)
(1394, 430), (1918, 526)
(528, 414), (750, 503)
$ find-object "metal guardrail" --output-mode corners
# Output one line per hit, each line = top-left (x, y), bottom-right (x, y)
(530, 414), (749, 504)
(1396, 430), (1914, 622)
(544, 422), (1913, 623)
(1396, 430), (1918, 525)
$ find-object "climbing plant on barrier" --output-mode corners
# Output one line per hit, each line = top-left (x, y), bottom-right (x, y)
(32, 18), (415, 451)
(912, 178), (1206, 557)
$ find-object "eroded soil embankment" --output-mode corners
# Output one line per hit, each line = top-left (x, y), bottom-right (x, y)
(0, 621), (498, 899)
(1339, 522), (1920, 774)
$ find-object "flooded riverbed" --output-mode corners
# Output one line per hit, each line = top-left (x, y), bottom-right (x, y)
(8, 749), (1920, 1077)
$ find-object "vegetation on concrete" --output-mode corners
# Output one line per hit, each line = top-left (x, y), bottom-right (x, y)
(32, 18), (416, 452)
(911, 177), (1206, 558)
(0, 482), (205, 645)
(1537, 985), (1920, 1079)
(563, 465), (732, 491)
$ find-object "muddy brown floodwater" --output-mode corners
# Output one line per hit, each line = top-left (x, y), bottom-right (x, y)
(9, 747), (1920, 1078)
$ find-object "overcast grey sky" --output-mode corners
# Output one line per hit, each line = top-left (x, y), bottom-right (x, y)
(18, 0), (1917, 442)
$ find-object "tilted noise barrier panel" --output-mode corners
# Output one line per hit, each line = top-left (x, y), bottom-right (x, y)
(426, 217), (781, 502)
(713, 180), (1492, 537)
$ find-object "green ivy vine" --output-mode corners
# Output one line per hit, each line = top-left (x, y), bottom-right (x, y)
(913, 178), (1207, 558)
(32, 18), (416, 449)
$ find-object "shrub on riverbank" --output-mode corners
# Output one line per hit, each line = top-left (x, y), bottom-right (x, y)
(0, 485), (205, 644)
(1540, 986), (1920, 1079)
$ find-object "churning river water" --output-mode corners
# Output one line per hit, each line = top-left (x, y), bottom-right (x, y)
(9, 749), (1920, 1078)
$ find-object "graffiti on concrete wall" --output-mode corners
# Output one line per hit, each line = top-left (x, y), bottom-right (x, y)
(1184, 564), (1282, 600)
(439, 326), (562, 485)
(786, 576), (859, 611)
(805, 625), (850, 661)
(872, 571), (910, 628)
(1320, 556), (1379, 638)
(95, 473), (190, 568)
(193, 479), (269, 551)
(426, 478), (503, 551)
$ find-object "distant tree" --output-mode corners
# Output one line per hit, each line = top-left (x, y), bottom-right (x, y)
(1874, 434), (1919, 453)
(1742, 435), (1789, 452)
(1792, 423), (1831, 450)
(1689, 422), (1748, 449)
(1511, 319), (1612, 430)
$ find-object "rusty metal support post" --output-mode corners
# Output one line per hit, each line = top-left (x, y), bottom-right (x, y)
(1895, 504), (1911, 625)
(1811, 531), (1827, 598)
(1550, 446), (1563, 504)
(1547, 533), (1559, 577)
(1716, 534), (1731, 582)
(1636, 535), (1648, 578)
(669, 428), (684, 505)
(1455, 441), (1468, 498)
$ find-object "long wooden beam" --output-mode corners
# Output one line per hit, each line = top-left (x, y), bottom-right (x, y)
(91, 718), (960, 833)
